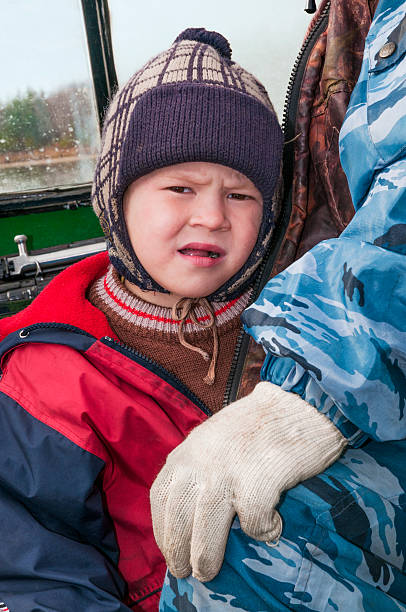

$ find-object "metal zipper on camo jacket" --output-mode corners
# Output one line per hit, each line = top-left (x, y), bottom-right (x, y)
(222, 2), (331, 408)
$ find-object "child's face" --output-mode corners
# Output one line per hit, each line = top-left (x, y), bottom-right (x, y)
(123, 161), (263, 306)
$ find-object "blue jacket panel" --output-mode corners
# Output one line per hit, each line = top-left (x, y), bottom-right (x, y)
(0, 391), (129, 611)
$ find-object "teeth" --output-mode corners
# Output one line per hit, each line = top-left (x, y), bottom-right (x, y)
(180, 249), (220, 258)
(179, 248), (221, 259)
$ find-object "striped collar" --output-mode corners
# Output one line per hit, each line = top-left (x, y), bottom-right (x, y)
(93, 265), (252, 334)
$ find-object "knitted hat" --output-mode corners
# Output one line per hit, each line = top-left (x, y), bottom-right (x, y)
(92, 28), (283, 301)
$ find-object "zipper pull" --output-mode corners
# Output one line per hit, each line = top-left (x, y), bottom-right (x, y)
(305, 0), (317, 13)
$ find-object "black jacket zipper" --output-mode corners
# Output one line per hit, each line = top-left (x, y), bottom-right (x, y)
(2, 322), (211, 417)
(101, 335), (211, 416)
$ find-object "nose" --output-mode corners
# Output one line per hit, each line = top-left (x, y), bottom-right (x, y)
(188, 193), (231, 231)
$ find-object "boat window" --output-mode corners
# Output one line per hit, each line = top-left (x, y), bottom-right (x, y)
(108, 0), (312, 118)
(0, 0), (100, 195)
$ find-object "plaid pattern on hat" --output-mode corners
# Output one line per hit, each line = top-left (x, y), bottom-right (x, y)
(92, 28), (283, 301)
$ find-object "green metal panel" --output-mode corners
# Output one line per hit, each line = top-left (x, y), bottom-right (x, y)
(0, 206), (102, 256)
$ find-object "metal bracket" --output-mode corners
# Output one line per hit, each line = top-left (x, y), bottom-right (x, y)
(1, 235), (106, 279)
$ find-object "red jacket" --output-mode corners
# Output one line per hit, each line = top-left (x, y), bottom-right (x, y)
(0, 252), (208, 611)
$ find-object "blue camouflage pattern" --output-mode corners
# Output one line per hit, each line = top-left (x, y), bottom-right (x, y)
(243, 0), (406, 447)
(160, 0), (406, 608)
(161, 442), (406, 611)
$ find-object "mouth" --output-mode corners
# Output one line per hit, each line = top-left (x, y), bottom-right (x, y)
(178, 243), (225, 259)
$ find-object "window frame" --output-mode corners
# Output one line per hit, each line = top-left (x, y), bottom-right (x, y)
(0, 0), (118, 216)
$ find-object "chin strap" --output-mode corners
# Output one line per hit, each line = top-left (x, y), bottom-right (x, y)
(172, 297), (219, 385)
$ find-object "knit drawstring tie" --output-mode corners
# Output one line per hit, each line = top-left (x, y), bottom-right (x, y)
(171, 297), (219, 386)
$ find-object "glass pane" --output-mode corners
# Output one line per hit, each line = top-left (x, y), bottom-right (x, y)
(108, 0), (312, 118)
(0, 0), (100, 195)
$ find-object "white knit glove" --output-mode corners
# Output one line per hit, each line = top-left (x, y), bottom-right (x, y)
(150, 382), (347, 582)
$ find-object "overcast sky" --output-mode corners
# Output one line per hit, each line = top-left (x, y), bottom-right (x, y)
(1, 0), (311, 117)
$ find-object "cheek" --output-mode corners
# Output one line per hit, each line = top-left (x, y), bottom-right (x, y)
(124, 208), (140, 248)
(253, 208), (263, 239)
(124, 205), (153, 256)
(241, 207), (263, 250)
(125, 208), (183, 262)
(233, 208), (263, 267)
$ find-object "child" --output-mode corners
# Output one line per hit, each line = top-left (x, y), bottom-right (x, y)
(0, 28), (289, 611)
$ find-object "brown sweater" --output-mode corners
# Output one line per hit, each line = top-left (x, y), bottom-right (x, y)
(88, 266), (251, 413)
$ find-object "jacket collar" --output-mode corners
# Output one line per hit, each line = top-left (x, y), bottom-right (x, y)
(0, 252), (116, 341)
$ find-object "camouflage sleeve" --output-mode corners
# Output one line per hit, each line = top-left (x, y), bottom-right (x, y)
(242, 0), (406, 445)
(160, 438), (406, 611)
(243, 162), (406, 445)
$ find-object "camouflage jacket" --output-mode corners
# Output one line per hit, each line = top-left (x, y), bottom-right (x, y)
(160, 0), (406, 609)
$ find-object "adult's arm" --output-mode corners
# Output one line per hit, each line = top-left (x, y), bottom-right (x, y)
(243, 0), (406, 444)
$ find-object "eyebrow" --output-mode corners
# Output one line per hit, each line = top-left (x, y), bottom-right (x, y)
(162, 173), (208, 185)
(161, 172), (253, 188)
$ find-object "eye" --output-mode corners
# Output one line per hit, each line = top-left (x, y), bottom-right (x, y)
(227, 192), (254, 200)
(167, 186), (192, 194)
